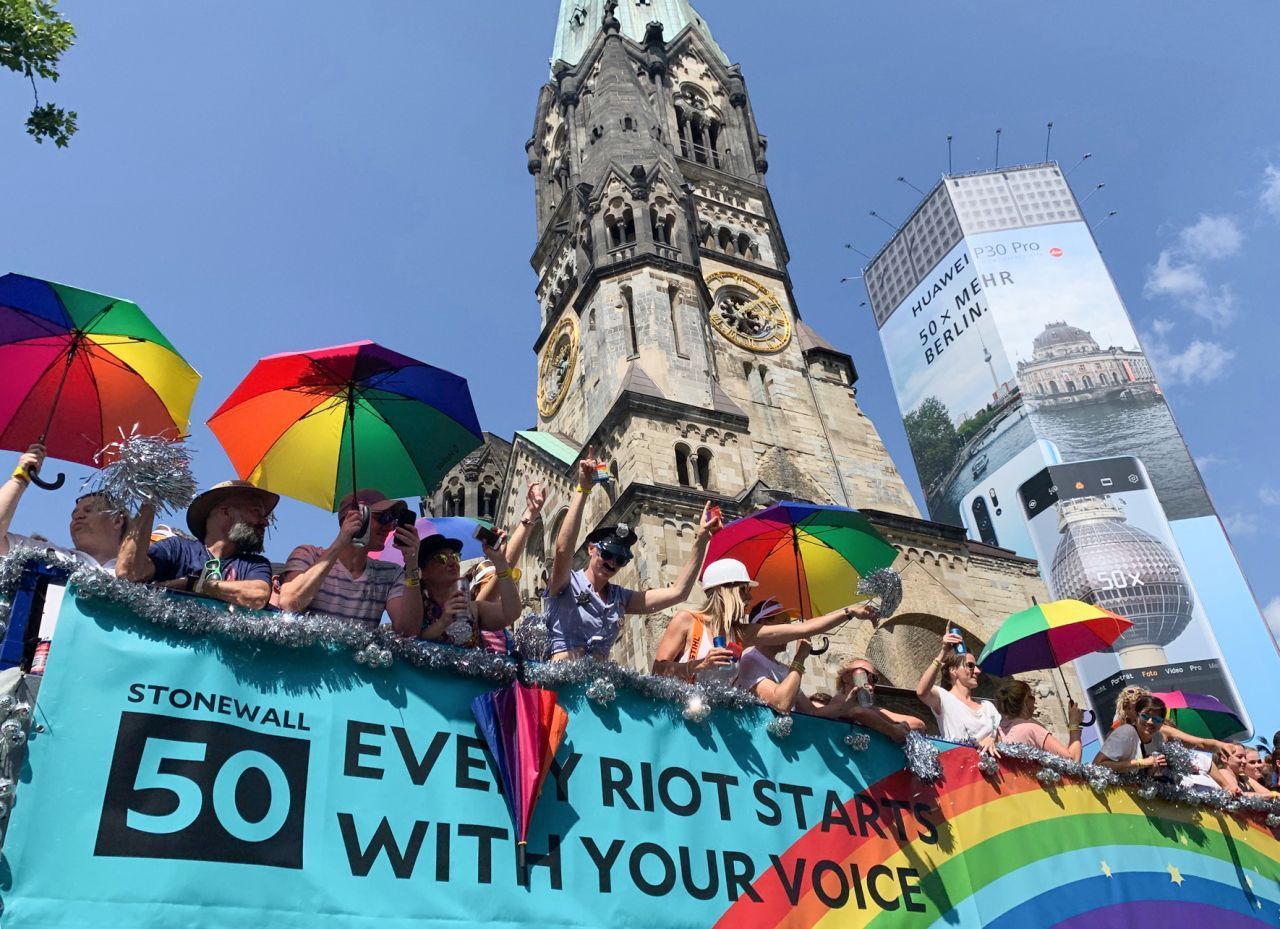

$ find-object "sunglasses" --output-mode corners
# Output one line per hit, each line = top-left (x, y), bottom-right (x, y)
(431, 551), (461, 565)
(202, 558), (223, 581)
(373, 509), (402, 526)
(962, 662), (979, 671)
(597, 548), (632, 568)
(1138, 713), (1166, 727)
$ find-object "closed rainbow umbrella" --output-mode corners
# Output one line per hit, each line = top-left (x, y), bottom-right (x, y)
(977, 599), (1133, 676)
(705, 502), (897, 618)
(208, 340), (482, 511)
(0, 273), (199, 488)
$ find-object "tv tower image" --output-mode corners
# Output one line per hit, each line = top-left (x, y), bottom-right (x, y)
(1048, 496), (1196, 668)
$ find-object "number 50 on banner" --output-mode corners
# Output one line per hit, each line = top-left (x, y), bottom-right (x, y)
(95, 712), (311, 869)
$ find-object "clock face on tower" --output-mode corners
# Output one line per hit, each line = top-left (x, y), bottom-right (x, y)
(705, 271), (792, 353)
(537, 314), (579, 418)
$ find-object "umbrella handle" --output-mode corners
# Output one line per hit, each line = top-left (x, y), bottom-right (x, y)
(1079, 709), (1096, 727)
(26, 463), (65, 491)
(808, 636), (830, 656)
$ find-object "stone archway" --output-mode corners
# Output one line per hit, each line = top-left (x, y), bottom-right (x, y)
(864, 612), (998, 698)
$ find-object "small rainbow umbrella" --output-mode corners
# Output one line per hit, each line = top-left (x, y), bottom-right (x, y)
(977, 599), (1132, 676)
(705, 502), (897, 618)
(471, 681), (568, 883)
(1151, 691), (1246, 740)
(0, 273), (200, 489)
(208, 340), (482, 511)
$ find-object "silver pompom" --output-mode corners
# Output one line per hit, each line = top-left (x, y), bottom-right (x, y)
(978, 753), (999, 777)
(844, 730), (870, 751)
(586, 678), (616, 704)
(1036, 767), (1062, 785)
(1267, 814), (1280, 829)
(0, 780), (14, 801)
(445, 619), (473, 646)
(1161, 739), (1195, 778)
(904, 730), (942, 782)
(766, 715), (793, 738)
(1138, 784), (1158, 800)
(1089, 777), (1111, 793)
(683, 693), (710, 724)
(1, 719), (27, 746)
(513, 613), (549, 661)
(86, 427), (197, 517)
(857, 568), (903, 618)
(0, 695), (14, 719)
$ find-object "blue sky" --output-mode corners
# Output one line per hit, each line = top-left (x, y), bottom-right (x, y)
(3, 2), (1278, 658)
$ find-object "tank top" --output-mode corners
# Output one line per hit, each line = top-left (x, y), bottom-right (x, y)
(680, 613), (738, 686)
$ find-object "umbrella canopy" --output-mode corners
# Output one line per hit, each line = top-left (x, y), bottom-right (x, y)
(207, 340), (482, 511)
(705, 502), (897, 618)
(977, 599), (1133, 676)
(471, 681), (568, 879)
(0, 273), (199, 466)
(370, 515), (494, 566)
(1152, 690), (1246, 740)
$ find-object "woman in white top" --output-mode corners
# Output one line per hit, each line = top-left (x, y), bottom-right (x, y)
(653, 558), (755, 683)
(915, 630), (1001, 755)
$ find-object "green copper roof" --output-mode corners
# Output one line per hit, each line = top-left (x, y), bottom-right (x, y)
(516, 429), (580, 467)
(552, 0), (728, 69)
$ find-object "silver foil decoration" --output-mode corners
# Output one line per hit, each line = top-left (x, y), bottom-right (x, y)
(766, 715), (793, 738)
(445, 619), (473, 647)
(86, 428), (197, 517)
(904, 730), (942, 782)
(683, 693), (711, 724)
(844, 730), (870, 751)
(857, 568), (902, 618)
(586, 678), (616, 704)
(513, 612), (549, 661)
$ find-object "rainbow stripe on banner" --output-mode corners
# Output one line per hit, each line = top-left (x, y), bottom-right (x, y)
(714, 748), (1280, 928)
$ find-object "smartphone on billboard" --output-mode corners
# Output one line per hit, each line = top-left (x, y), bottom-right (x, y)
(1017, 456), (1249, 736)
(961, 439), (1060, 558)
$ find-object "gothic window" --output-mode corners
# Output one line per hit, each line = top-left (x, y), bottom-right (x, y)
(569, 4), (588, 28)
(1048, 380), (1059, 394)
(667, 284), (684, 356)
(737, 232), (753, 257)
(718, 227), (733, 253)
(622, 205), (636, 244)
(1082, 374), (1093, 388)
(696, 448), (713, 490)
(610, 460), (619, 482)
(623, 116), (635, 132)
(478, 486), (499, 521)
(675, 443), (692, 487)
(621, 284), (638, 355)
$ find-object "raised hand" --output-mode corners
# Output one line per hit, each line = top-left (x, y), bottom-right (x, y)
(578, 446), (599, 487)
(698, 500), (723, 539)
(525, 480), (547, 517)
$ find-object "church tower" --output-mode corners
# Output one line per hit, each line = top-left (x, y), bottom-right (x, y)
(509, 0), (924, 668)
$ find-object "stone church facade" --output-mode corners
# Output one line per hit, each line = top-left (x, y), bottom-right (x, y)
(424, 0), (1078, 729)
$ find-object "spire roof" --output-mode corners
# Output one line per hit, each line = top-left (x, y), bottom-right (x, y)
(552, 0), (728, 70)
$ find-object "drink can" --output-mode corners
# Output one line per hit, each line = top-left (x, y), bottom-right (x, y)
(712, 635), (727, 649)
(951, 627), (966, 655)
(593, 462), (611, 484)
(30, 639), (51, 675)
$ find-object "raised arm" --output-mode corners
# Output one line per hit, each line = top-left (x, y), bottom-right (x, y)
(500, 480), (546, 568)
(384, 525), (424, 637)
(0, 446), (44, 555)
(915, 631), (961, 715)
(547, 451), (597, 597)
(628, 501), (721, 614)
(116, 502), (158, 582)
(278, 511), (363, 612)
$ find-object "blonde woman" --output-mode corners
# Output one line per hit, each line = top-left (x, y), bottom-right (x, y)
(653, 559), (755, 683)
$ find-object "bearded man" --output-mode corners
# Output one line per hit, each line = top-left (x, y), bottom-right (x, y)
(116, 480), (278, 609)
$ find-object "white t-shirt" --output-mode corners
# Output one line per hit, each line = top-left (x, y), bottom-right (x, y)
(1097, 723), (1165, 763)
(4, 533), (115, 639)
(931, 685), (1001, 742)
(733, 647), (790, 693)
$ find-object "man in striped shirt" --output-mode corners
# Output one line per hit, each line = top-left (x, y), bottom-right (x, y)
(278, 490), (423, 634)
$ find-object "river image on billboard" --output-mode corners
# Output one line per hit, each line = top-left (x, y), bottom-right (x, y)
(871, 216), (1275, 736)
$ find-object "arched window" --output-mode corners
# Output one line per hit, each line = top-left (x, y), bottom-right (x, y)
(737, 232), (752, 257)
(718, 227), (733, 253)
(621, 205), (636, 244)
(696, 447), (713, 490)
(675, 443), (692, 487)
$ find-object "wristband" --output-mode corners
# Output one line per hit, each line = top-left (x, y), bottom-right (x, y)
(575, 484), (590, 494)
(10, 465), (30, 485)
(495, 569), (512, 580)
(520, 516), (533, 527)
(404, 577), (420, 588)
(789, 658), (806, 674)
(931, 658), (942, 667)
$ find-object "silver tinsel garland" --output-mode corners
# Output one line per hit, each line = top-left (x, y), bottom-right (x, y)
(513, 613), (549, 661)
(857, 568), (903, 618)
(904, 730), (943, 782)
(586, 678), (616, 704)
(844, 730), (870, 751)
(86, 429), (197, 517)
(445, 619), (473, 647)
(683, 693), (711, 724)
(766, 715), (793, 738)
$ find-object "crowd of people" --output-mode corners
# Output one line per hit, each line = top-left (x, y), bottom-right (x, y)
(3, 443), (1279, 795)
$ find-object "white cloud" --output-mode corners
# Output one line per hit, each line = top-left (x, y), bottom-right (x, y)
(1150, 317), (1176, 336)
(1265, 596), (1280, 642)
(1260, 485), (1280, 506)
(1195, 452), (1227, 472)
(1261, 164), (1280, 219)
(1145, 332), (1234, 385)
(1144, 215), (1241, 329)
(1223, 511), (1260, 537)
(1177, 214), (1243, 259)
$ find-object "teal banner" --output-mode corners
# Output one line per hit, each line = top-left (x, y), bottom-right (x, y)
(3, 589), (1278, 928)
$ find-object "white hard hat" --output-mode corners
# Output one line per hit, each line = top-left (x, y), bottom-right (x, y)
(701, 558), (758, 591)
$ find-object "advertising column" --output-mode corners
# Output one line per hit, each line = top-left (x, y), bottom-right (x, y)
(871, 209), (1275, 737)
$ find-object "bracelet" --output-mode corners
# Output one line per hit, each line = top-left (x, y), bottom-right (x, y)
(495, 569), (512, 580)
(10, 466), (30, 485)
(575, 484), (590, 494)
(931, 658), (942, 667)
(520, 516), (533, 527)
(1067, 726), (1082, 733)
(404, 577), (421, 588)
(789, 659), (806, 674)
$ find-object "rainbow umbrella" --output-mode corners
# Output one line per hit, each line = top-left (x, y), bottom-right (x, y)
(0, 273), (199, 488)
(705, 502), (897, 618)
(207, 340), (482, 511)
(1152, 691), (1246, 740)
(471, 681), (568, 883)
(977, 599), (1132, 676)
